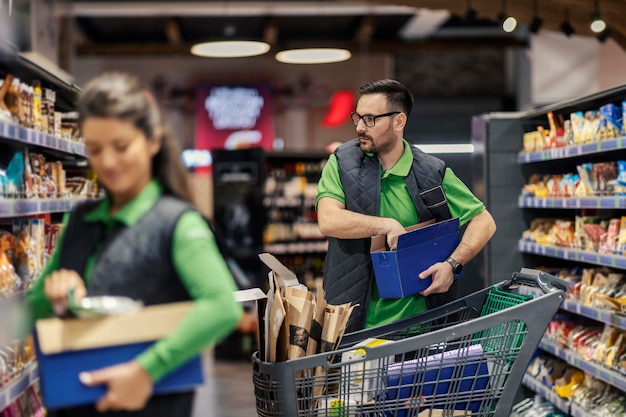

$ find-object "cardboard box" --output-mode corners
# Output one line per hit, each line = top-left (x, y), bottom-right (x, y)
(370, 218), (460, 298)
(35, 301), (204, 410)
(386, 344), (490, 415)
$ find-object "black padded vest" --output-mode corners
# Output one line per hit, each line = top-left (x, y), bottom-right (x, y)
(323, 138), (456, 332)
(58, 196), (193, 306)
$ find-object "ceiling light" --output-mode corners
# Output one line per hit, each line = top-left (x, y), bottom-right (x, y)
(502, 17), (517, 32)
(191, 41), (270, 58)
(275, 48), (351, 64)
(590, 0), (606, 33)
(591, 18), (606, 33)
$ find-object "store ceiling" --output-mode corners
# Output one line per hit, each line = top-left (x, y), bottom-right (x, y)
(67, 0), (625, 56)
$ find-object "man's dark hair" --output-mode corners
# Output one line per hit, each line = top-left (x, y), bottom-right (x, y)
(358, 79), (413, 117)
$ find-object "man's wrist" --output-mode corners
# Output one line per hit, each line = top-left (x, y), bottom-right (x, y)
(445, 257), (463, 275)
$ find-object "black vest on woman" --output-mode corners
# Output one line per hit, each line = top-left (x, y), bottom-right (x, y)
(57, 196), (193, 306)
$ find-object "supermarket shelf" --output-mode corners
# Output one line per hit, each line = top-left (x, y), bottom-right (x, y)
(0, 120), (86, 157)
(538, 338), (626, 392)
(518, 195), (626, 209)
(0, 364), (38, 411)
(0, 198), (87, 217)
(570, 402), (594, 417)
(521, 373), (570, 414)
(264, 240), (328, 254)
(518, 287), (626, 331)
(5, 52), (81, 111)
(517, 137), (626, 163)
(518, 240), (626, 269)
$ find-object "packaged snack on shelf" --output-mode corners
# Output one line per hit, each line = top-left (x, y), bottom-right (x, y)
(618, 216), (626, 255)
(591, 162), (617, 196)
(546, 219), (575, 248)
(523, 131), (543, 153)
(575, 163), (594, 196)
(5, 78), (22, 124)
(32, 80), (42, 132)
(0, 75), (14, 120)
(60, 112), (80, 142)
(26, 385), (44, 417)
(599, 218), (620, 254)
(581, 111), (601, 143)
(599, 103), (623, 139)
(28, 219), (45, 270)
(575, 216), (608, 252)
(570, 111), (585, 144)
(547, 112), (565, 148)
(41, 89), (55, 135)
(14, 228), (38, 283)
(6, 152), (24, 198)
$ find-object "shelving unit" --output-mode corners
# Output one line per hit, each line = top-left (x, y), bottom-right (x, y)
(262, 151), (328, 280)
(517, 136), (626, 163)
(521, 373), (570, 414)
(538, 338), (626, 392)
(0, 120), (86, 157)
(0, 49), (83, 413)
(472, 84), (626, 415)
(518, 240), (626, 269)
(0, 198), (87, 217)
(0, 364), (38, 411)
(519, 286), (626, 330)
(518, 196), (626, 209)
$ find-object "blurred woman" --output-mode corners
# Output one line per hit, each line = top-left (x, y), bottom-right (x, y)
(27, 72), (243, 416)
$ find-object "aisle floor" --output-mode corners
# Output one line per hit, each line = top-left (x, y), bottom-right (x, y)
(193, 354), (257, 417)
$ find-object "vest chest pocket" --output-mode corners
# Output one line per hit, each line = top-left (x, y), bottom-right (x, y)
(419, 185), (447, 209)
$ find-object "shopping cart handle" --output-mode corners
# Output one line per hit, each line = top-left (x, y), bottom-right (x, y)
(503, 268), (568, 294)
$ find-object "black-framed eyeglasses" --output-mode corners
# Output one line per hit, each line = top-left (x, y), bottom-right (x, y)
(350, 111), (400, 128)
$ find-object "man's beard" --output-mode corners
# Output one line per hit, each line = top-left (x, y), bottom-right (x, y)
(358, 128), (396, 154)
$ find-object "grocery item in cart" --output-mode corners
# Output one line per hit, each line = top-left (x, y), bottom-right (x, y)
(386, 344), (489, 415)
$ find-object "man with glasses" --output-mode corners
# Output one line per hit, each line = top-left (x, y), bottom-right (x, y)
(316, 79), (496, 332)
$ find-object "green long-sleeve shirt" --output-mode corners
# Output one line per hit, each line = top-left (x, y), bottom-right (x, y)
(27, 180), (243, 382)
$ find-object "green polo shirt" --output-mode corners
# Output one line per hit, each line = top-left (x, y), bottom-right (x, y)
(316, 140), (485, 328)
(27, 180), (242, 382)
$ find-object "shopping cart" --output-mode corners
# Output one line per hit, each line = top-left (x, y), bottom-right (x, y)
(252, 269), (566, 417)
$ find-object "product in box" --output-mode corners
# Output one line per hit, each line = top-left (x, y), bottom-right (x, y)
(34, 301), (204, 409)
(370, 218), (460, 298)
(341, 338), (395, 403)
(386, 344), (490, 415)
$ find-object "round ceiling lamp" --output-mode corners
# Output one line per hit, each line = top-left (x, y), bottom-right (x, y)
(191, 41), (270, 58)
(275, 48), (352, 64)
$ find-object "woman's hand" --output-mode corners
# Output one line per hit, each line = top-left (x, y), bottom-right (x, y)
(79, 361), (153, 412)
(44, 269), (87, 316)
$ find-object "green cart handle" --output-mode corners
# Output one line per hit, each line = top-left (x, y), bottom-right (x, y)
(501, 268), (569, 294)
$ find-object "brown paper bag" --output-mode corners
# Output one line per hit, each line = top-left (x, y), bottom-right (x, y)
(306, 286), (327, 357)
(284, 286), (315, 361)
(268, 288), (287, 362)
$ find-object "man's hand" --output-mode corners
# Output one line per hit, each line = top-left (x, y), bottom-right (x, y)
(44, 269), (87, 316)
(79, 361), (153, 412)
(418, 262), (454, 296)
(385, 218), (407, 250)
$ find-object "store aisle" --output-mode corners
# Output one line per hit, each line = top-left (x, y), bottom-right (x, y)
(193, 352), (257, 417)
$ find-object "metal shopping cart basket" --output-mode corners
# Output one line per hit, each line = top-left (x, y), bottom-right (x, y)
(252, 269), (566, 417)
